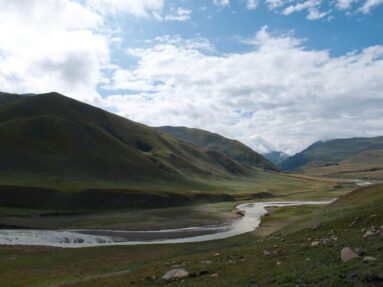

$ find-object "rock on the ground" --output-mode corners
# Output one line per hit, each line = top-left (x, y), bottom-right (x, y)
(355, 248), (365, 256)
(311, 241), (320, 247)
(363, 256), (377, 262)
(161, 269), (189, 280)
(199, 260), (212, 265)
(363, 230), (380, 239)
(341, 247), (359, 262)
(311, 223), (322, 230)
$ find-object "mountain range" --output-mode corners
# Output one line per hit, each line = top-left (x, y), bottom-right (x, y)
(279, 137), (383, 177)
(0, 91), (275, 209)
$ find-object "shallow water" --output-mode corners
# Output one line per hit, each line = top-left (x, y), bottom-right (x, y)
(0, 200), (332, 248)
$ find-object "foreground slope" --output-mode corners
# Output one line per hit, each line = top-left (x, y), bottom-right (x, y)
(280, 136), (383, 171)
(1, 184), (381, 286)
(157, 126), (276, 170)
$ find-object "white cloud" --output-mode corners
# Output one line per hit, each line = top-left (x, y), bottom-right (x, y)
(213, 0), (230, 7)
(247, 0), (259, 10)
(282, 0), (326, 19)
(336, 0), (359, 10)
(164, 7), (192, 22)
(86, 0), (164, 18)
(307, 8), (330, 19)
(360, 0), (383, 13)
(272, 0), (382, 17)
(0, 0), (109, 103)
(104, 27), (383, 154)
(266, 0), (289, 9)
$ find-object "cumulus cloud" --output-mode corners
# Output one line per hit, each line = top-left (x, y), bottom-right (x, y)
(0, 0), (109, 103)
(104, 28), (383, 154)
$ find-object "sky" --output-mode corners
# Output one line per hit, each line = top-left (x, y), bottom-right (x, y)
(0, 0), (382, 155)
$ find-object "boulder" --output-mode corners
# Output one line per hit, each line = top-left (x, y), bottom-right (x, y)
(161, 269), (189, 280)
(341, 247), (359, 262)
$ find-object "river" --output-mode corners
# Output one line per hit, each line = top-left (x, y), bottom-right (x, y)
(0, 200), (332, 248)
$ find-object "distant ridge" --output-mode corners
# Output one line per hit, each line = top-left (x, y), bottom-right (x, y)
(263, 151), (290, 165)
(279, 136), (383, 171)
(156, 126), (277, 171)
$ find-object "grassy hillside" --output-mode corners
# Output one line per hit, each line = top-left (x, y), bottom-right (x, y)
(298, 149), (383, 180)
(157, 126), (276, 170)
(0, 92), (314, 210)
(0, 92), (274, 209)
(0, 184), (381, 286)
(280, 136), (383, 171)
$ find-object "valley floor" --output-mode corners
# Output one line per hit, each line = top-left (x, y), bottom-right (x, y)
(0, 178), (382, 286)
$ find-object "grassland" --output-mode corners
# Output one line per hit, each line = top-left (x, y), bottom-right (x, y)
(0, 171), (349, 230)
(2, 183), (382, 286)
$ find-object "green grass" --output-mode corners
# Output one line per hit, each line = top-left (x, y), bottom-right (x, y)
(1, 184), (381, 286)
(280, 136), (383, 171)
(0, 172), (348, 229)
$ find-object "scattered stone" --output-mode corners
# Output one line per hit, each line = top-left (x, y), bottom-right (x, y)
(263, 250), (271, 256)
(306, 258), (310, 261)
(311, 241), (320, 247)
(211, 273), (219, 278)
(273, 245), (278, 249)
(363, 229), (380, 239)
(322, 238), (331, 245)
(276, 261), (282, 266)
(370, 214), (377, 218)
(363, 256), (377, 263)
(280, 238), (285, 242)
(214, 253), (221, 257)
(199, 260), (212, 265)
(161, 269), (189, 280)
(311, 223), (322, 231)
(341, 247), (359, 262)
(355, 248), (365, 256)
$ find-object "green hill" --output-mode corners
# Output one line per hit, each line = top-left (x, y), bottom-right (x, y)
(0, 92), (266, 209)
(156, 126), (276, 170)
(0, 92), (257, 181)
(280, 136), (383, 171)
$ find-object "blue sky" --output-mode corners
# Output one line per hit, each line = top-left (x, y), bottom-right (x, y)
(1, 0), (382, 154)
(112, 0), (383, 57)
